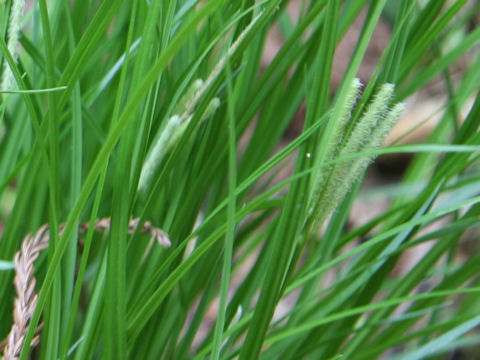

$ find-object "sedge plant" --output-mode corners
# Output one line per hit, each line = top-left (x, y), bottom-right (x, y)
(0, 1), (480, 359)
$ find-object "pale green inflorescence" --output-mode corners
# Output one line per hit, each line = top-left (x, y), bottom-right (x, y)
(1, 0), (25, 91)
(341, 83), (395, 154)
(137, 95), (220, 196)
(309, 81), (404, 231)
(368, 102), (406, 149)
(138, 114), (184, 195)
(137, 12), (262, 197)
(309, 78), (362, 215)
(173, 79), (204, 115)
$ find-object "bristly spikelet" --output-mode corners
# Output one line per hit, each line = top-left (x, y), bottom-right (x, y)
(321, 103), (405, 227)
(200, 97), (221, 122)
(309, 78), (362, 215)
(326, 83), (396, 188)
(138, 115), (184, 195)
(341, 83), (395, 155)
(136, 12), (261, 197)
(334, 78), (363, 144)
(1, 0), (25, 91)
(368, 102), (405, 149)
(137, 97), (220, 196)
(136, 13), (261, 198)
(174, 79), (204, 115)
(309, 83), (402, 232)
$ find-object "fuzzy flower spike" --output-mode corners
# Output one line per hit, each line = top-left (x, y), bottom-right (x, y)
(309, 80), (404, 231)
(137, 86), (221, 196)
(1, 0), (25, 92)
(308, 78), (362, 215)
(137, 12), (263, 197)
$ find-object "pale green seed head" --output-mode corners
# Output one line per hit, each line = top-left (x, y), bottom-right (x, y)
(137, 96), (221, 197)
(341, 83), (395, 155)
(309, 83), (401, 232)
(332, 78), (362, 150)
(200, 97), (221, 122)
(138, 115), (184, 195)
(174, 79), (204, 115)
(1, 0), (25, 91)
(308, 78), (362, 216)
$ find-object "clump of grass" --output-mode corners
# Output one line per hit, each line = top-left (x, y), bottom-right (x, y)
(1, 1), (480, 359)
